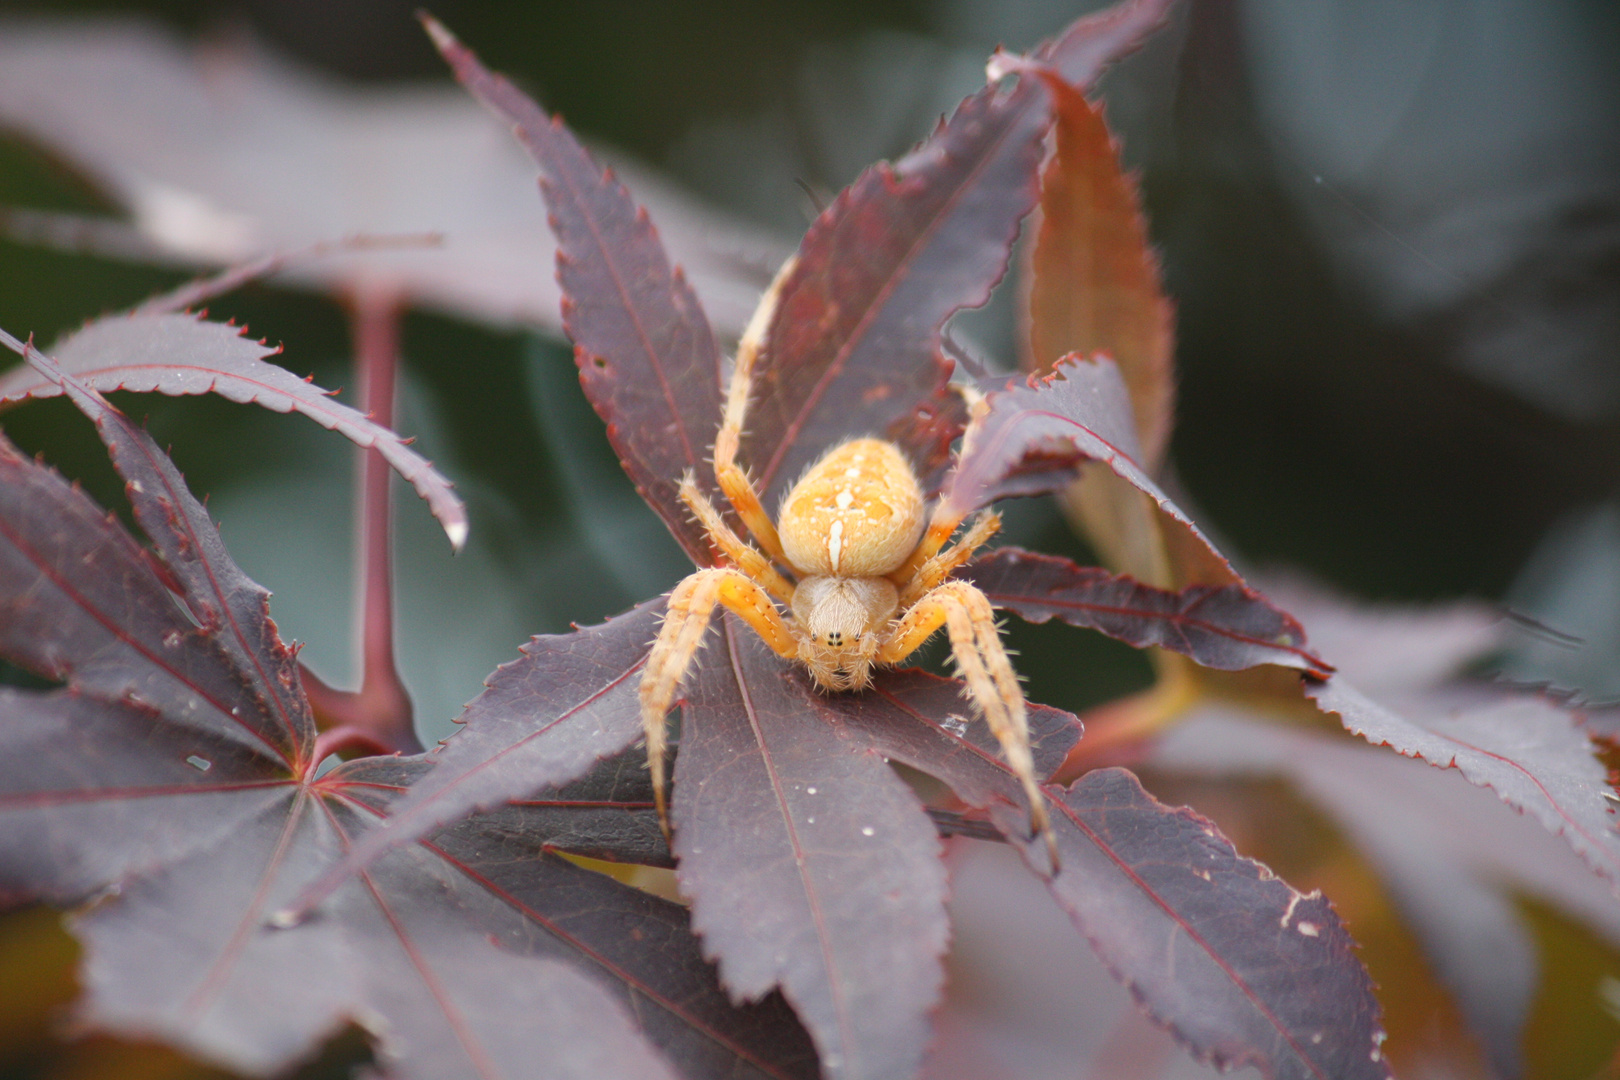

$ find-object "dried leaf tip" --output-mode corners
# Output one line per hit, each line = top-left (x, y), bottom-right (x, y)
(445, 518), (468, 552)
(984, 48), (1064, 88)
(417, 11), (458, 53)
(985, 48), (1040, 84)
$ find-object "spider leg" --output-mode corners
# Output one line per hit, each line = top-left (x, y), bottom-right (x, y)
(887, 495), (979, 589)
(712, 258), (795, 566)
(895, 511), (1001, 609)
(680, 474), (796, 604)
(640, 567), (800, 838)
(878, 580), (1059, 871)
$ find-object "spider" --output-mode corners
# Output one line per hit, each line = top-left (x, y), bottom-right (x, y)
(639, 278), (1057, 868)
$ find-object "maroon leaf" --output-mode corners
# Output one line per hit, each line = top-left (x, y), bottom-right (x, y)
(742, 76), (1048, 500)
(1012, 771), (1391, 1080)
(1023, 59), (1174, 470)
(40, 342), (320, 752)
(1034, 0), (1178, 89)
(423, 17), (724, 565)
(1279, 577), (1620, 892)
(1153, 703), (1620, 1078)
(945, 355), (1243, 586)
(964, 547), (1330, 675)
(835, 694), (1389, 1080)
(0, 688), (291, 904)
(288, 602), (663, 913)
(1014, 46), (1179, 588)
(0, 382), (812, 1079)
(1309, 677), (1620, 893)
(1157, 578), (1620, 1075)
(489, 744), (1046, 868)
(946, 356), (1142, 506)
(493, 745), (673, 869)
(0, 314), (467, 549)
(838, 667), (1084, 790)
(296, 618), (1067, 1080)
(427, 850), (819, 1079)
(336, 758), (822, 1080)
(1, 346), (312, 783)
(67, 758), (682, 1080)
(739, 0), (1177, 504)
(672, 619), (951, 1080)
(0, 458), (675, 1078)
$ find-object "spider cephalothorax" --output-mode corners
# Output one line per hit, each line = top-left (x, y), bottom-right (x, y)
(640, 279), (1056, 863)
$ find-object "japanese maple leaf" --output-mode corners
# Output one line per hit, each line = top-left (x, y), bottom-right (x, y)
(282, 8), (1392, 1080)
(1138, 583), (1620, 1078)
(0, 307), (467, 549)
(0, 346), (820, 1080)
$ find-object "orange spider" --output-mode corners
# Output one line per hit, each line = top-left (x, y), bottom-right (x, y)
(640, 273), (1056, 866)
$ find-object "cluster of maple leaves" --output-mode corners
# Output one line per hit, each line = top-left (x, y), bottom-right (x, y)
(1, 1), (1617, 1078)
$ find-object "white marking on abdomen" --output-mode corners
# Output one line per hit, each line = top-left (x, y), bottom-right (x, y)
(827, 519), (844, 571)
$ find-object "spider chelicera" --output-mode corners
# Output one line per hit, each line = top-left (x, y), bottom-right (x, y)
(639, 275), (1056, 866)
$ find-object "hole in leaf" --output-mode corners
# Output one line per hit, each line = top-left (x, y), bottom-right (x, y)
(185, 755), (212, 772)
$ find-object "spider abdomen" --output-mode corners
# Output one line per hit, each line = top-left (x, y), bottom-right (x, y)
(777, 438), (925, 577)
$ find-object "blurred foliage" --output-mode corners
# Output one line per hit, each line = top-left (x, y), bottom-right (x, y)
(1520, 895), (1620, 1079)
(0, 906), (375, 1079)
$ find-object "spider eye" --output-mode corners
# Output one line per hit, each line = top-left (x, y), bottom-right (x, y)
(826, 632), (843, 646)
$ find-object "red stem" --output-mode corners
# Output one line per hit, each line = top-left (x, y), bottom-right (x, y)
(355, 288), (406, 718)
(311, 724), (399, 765)
(302, 283), (422, 757)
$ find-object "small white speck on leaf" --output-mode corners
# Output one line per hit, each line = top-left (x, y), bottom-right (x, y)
(267, 908), (302, 930)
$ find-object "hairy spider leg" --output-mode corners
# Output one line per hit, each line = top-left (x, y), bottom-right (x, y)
(711, 259), (796, 566)
(641, 567), (800, 836)
(895, 511), (1001, 609)
(679, 474), (796, 604)
(888, 495), (977, 587)
(878, 580), (1059, 871)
